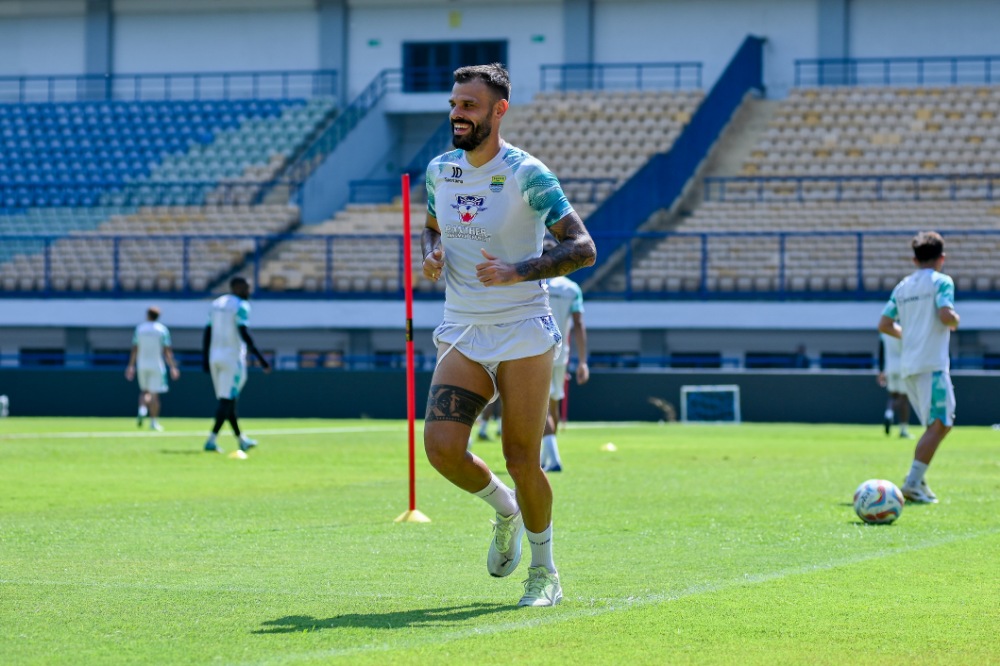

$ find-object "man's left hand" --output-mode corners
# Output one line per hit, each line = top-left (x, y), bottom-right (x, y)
(476, 249), (519, 286)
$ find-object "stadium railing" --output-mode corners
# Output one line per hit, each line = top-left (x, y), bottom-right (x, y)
(795, 55), (1000, 87)
(0, 181), (274, 209)
(703, 173), (1000, 202)
(0, 70), (339, 104)
(6, 227), (998, 300)
(539, 62), (702, 91)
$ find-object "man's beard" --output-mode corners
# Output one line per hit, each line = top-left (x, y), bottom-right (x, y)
(452, 117), (492, 151)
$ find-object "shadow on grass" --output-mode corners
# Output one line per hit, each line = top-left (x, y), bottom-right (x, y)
(254, 603), (509, 634)
(159, 450), (203, 455)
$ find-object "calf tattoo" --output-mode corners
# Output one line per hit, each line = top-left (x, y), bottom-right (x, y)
(426, 384), (488, 425)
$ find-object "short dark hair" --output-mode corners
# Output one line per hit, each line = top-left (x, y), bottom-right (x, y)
(453, 63), (511, 102)
(230, 276), (249, 291)
(146, 307), (160, 321)
(912, 231), (945, 262)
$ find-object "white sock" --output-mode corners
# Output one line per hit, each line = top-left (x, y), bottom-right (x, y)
(206, 433), (217, 444)
(473, 473), (518, 516)
(477, 419), (488, 437)
(899, 424), (910, 436)
(884, 408), (893, 420)
(138, 405), (148, 417)
(150, 418), (159, 427)
(905, 460), (929, 488)
(541, 434), (561, 467)
(526, 524), (556, 573)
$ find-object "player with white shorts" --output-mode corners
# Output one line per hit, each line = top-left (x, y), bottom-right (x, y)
(125, 307), (180, 431)
(201, 277), (270, 454)
(420, 64), (596, 608)
(878, 331), (911, 438)
(878, 231), (960, 504)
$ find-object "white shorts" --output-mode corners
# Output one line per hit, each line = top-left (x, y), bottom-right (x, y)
(885, 372), (905, 394)
(550, 363), (568, 401)
(433, 316), (561, 403)
(904, 370), (956, 427)
(137, 366), (168, 394)
(211, 357), (247, 400)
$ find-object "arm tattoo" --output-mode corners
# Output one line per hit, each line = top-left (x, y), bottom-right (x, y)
(425, 384), (489, 425)
(421, 226), (441, 259)
(514, 213), (597, 280)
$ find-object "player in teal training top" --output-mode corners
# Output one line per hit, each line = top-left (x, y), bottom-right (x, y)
(878, 231), (960, 504)
(125, 306), (180, 431)
(202, 277), (271, 454)
(421, 63), (596, 607)
(540, 236), (590, 472)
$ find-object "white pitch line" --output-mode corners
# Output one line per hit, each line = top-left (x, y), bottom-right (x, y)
(0, 425), (404, 440)
(238, 527), (1000, 666)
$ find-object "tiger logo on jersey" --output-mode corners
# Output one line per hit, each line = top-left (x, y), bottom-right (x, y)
(452, 195), (487, 225)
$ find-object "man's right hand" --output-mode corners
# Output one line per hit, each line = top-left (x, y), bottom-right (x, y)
(423, 247), (445, 282)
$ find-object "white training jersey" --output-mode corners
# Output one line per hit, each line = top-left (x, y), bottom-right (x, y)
(880, 332), (902, 376)
(881, 268), (955, 376)
(133, 321), (171, 370)
(547, 275), (584, 365)
(208, 294), (250, 361)
(426, 142), (575, 325)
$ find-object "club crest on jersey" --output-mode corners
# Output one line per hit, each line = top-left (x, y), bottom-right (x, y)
(490, 175), (506, 192)
(452, 195), (487, 225)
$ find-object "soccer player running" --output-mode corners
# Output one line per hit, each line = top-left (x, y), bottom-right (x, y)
(422, 63), (596, 607)
(125, 306), (180, 431)
(878, 231), (960, 504)
(877, 328), (912, 439)
(540, 236), (590, 473)
(202, 277), (271, 454)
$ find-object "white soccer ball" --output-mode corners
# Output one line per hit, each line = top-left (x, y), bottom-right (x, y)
(853, 479), (904, 524)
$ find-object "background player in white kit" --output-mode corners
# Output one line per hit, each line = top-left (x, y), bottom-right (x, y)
(125, 307), (180, 431)
(878, 231), (960, 504)
(540, 237), (589, 473)
(421, 63), (595, 607)
(202, 277), (271, 454)
(877, 329), (912, 439)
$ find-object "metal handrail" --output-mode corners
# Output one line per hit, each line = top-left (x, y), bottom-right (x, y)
(0, 70), (339, 104)
(795, 55), (1000, 87)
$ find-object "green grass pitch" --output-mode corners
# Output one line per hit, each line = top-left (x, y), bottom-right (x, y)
(2, 417), (998, 665)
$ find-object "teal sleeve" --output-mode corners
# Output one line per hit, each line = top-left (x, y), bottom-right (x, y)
(571, 288), (584, 314)
(132, 328), (139, 345)
(881, 286), (898, 319)
(237, 302), (250, 326)
(935, 275), (955, 309)
(426, 162), (437, 219)
(518, 161), (574, 227)
(162, 328), (172, 347)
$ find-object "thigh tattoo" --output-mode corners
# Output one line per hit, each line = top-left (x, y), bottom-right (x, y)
(425, 384), (488, 425)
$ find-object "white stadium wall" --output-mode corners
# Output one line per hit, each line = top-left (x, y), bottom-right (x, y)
(850, 0), (1000, 59)
(0, 15), (87, 76)
(592, 0), (818, 97)
(113, 9), (320, 74)
(345, 1), (566, 102)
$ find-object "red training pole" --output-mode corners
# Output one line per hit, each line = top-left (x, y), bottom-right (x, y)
(396, 173), (429, 523)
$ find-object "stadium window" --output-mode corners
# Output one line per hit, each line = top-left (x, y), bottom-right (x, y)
(818, 352), (874, 370)
(299, 350), (345, 369)
(402, 40), (508, 93)
(744, 352), (796, 369)
(669, 352), (721, 369)
(92, 349), (130, 367)
(19, 348), (65, 367)
(173, 350), (202, 369)
(374, 351), (405, 368)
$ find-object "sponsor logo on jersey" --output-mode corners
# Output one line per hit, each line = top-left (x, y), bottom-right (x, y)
(452, 194), (487, 224)
(489, 175), (506, 192)
(444, 165), (464, 183)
